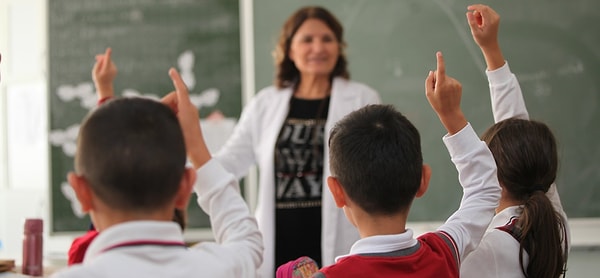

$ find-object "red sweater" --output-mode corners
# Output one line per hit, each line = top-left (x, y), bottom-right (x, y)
(67, 230), (99, 265)
(315, 232), (459, 278)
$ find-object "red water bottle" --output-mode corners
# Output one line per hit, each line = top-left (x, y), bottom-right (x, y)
(22, 218), (43, 276)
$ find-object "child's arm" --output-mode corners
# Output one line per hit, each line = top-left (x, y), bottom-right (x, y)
(467, 4), (528, 122)
(426, 52), (501, 260)
(469, 4), (569, 250)
(466, 5), (504, 71)
(92, 47), (117, 103)
(67, 49), (118, 264)
(162, 69), (263, 275)
(162, 68), (210, 168)
(425, 52), (467, 135)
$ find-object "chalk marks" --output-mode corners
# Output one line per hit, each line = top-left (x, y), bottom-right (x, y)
(56, 82), (96, 109)
(178, 50), (196, 90)
(121, 87), (220, 109)
(60, 182), (86, 218)
(48, 124), (79, 157)
(558, 60), (585, 76)
(51, 50), (227, 217)
(516, 59), (586, 97)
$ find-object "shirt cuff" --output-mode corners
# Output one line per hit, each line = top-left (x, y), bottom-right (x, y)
(442, 123), (483, 157)
(194, 158), (236, 193)
(485, 61), (512, 85)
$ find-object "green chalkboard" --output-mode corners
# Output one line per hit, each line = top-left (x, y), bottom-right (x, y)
(49, 0), (241, 232)
(254, 0), (600, 220)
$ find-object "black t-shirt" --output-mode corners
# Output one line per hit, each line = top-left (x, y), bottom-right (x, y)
(274, 96), (330, 269)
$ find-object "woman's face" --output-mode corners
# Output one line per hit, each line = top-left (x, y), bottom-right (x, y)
(288, 18), (340, 78)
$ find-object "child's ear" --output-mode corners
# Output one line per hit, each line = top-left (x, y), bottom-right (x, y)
(174, 168), (196, 210)
(327, 176), (347, 208)
(67, 172), (94, 212)
(415, 164), (431, 198)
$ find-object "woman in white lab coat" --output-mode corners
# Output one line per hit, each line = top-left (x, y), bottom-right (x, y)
(213, 6), (380, 277)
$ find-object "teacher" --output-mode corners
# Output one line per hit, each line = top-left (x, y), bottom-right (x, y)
(214, 6), (380, 277)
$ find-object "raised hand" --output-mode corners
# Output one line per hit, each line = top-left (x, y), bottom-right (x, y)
(467, 4), (505, 70)
(425, 52), (467, 135)
(162, 68), (211, 169)
(92, 47), (117, 100)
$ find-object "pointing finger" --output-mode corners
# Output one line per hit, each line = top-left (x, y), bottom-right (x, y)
(104, 47), (112, 59)
(168, 68), (192, 106)
(435, 51), (445, 81)
(102, 48), (112, 71)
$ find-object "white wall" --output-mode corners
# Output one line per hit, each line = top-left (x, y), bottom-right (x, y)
(0, 0), (57, 264)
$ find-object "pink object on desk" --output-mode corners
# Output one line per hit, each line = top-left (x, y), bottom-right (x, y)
(22, 219), (43, 276)
(276, 256), (319, 278)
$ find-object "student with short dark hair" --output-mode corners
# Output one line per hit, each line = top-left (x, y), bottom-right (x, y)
(51, 69), (263, 278)
(460, 4), (569, 278)
(66, 48), (189, 266)
(306, 51), (501, 278)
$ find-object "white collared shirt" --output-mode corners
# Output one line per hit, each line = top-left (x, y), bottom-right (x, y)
(51, 160), (263, 278)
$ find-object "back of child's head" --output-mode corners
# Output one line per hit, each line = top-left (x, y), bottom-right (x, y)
(482, 118), (557, 198)
(328, 104), (422, 215)
(75, 97), (186, 212)
(481, 118), (567, 277)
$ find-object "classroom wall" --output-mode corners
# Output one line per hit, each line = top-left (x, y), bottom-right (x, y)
(0, 0), (61, 263)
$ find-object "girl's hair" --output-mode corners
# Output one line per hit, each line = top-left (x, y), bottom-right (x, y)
(273, 6), (349, 89)
(482, 118), (568, 278)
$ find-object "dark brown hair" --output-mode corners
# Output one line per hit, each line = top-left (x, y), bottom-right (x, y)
(75, 97), (186, 213)
(329, 105), (422, 215)
(273, 6), (349, 89)
(172, 208), (186, 231)
(482, 118), (568, 278)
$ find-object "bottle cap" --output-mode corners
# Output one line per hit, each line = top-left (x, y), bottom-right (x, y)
(24, 218), (43, 234)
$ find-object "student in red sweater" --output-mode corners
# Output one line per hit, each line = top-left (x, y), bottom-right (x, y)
(305, 52), (501, 277)
(67, 48), (187, 265)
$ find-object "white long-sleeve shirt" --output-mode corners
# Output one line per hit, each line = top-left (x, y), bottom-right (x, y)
(460, 62), (571, 278)
(51, 159), (263, 278)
